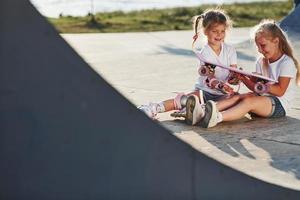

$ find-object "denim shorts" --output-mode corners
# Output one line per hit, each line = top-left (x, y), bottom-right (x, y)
(268, 96), (286, 118)
(201, 90), (225, 102)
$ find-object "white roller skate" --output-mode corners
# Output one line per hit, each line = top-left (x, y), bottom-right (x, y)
(185, 94), (205, 125)
(138, 103), (160, 119)
(170, 107), (186, 118)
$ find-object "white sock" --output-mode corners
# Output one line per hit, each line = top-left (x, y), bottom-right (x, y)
(216, 111), (223, 123)
(157, 102), (165, 113)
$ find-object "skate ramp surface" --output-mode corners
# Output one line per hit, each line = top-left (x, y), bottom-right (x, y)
(1, 0), (300, 199)
(64, 28), (300, 193)
(281, 3), (300, 34)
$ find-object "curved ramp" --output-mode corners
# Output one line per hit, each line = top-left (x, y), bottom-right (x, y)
(0, 0), (299, 199)
(280, 2), (300, 34)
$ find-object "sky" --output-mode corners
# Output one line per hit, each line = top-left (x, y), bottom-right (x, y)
(29, 0), (280, 18)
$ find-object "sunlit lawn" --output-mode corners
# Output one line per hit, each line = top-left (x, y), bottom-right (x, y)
(49, 0), (293, 33)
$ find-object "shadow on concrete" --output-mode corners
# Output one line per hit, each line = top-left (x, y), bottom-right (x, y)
(157, 45), (257, 65)
(237, 51), (256, 62)
(161, 115), (300, 180)
(157, 45), (195, 57)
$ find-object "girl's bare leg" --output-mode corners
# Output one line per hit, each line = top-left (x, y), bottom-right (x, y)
(221, 96), (273, 121)
(162, 99), (176, 111)
(216, 93), (255, 112)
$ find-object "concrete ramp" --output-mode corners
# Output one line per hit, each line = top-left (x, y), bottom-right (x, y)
(0, 0), (299, 199)
(280, 2), (300, 34)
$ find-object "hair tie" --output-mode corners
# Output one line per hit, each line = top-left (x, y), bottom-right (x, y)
(192, 14), (204, 49)
(192, 34), (198, 42)
(192, 34), (198, 49)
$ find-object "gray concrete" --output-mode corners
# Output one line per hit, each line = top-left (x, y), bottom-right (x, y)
(63, 28), (300, 190)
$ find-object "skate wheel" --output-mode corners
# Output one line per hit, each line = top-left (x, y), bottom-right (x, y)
(199, 66), (209, 76)
(209, 78), (219, 89)
(170, 111), (186, 118)
(217, 82), (224, 89)
(199, 65), (215, 76)
(254, 82), (266, 93)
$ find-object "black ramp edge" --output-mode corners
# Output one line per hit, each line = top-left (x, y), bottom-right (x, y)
(0, 0), (299, 199)
(280, 2), (300, 33)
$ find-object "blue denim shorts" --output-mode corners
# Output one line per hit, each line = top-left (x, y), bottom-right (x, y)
(201, 90), (225, 102)
(268, 96), (286, 118)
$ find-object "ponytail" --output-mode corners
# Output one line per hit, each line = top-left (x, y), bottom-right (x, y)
(281, 37), (300, 85)
(254, 20), (300, 85)
(192, 15), (204, 49)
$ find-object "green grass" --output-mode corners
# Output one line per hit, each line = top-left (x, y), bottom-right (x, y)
(48, 0), (294, 33)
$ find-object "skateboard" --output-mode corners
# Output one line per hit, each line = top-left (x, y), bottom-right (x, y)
(194, 52), (277, 94)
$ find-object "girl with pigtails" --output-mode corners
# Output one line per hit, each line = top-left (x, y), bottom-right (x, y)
(139, 8), (239, 120)
(186, 20), (300, 128)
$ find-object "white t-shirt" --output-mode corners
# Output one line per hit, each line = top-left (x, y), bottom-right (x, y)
(256, 54), (297, 112)
(195, 43), (237, 95)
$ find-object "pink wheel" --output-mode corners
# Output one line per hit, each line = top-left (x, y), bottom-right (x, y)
(208, 78), (219, 89)
(254, 82), (267, 93)
(216, 82), (228, 94)
(217, 82), (224, 90)
(199, 66), (210, 76)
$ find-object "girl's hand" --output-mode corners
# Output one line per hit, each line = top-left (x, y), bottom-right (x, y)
(239, 74), (248, 82)
(250, 72), (262, 82)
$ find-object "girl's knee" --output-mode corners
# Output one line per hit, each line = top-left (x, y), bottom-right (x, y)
(231, 95), (240, 102)
(241, 96), (267, 109)
(240, 92), (256, 99)
(240, 96), (255, 105)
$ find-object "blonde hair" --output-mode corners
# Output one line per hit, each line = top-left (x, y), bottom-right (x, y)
(192, 8), (232, 48)
(253, 19), (300, 85)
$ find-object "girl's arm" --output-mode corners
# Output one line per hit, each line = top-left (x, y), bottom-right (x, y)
(240, 75), (256, 91)
(268, 76), (291, 97)
(241, 75), (291, 96)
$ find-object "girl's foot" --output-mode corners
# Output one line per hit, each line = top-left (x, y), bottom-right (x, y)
(138, 103), (159, 119)
(185, 95), (205, 125)
(200, 100), (218, 128)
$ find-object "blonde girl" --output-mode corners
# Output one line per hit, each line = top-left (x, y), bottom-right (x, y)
(186, 19), (300, 128)
(139, 8), (237, 121)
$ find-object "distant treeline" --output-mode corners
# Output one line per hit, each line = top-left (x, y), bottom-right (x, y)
(48, 0), (293, 33)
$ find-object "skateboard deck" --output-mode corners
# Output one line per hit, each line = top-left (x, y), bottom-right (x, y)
(194, 51), (277, 94)
(194, 52), (277, 83)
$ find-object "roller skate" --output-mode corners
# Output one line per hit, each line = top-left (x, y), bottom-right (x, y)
(198, 63), (216, 77)
(170, 108), (186, 118)
(138, 103), (160, 119)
